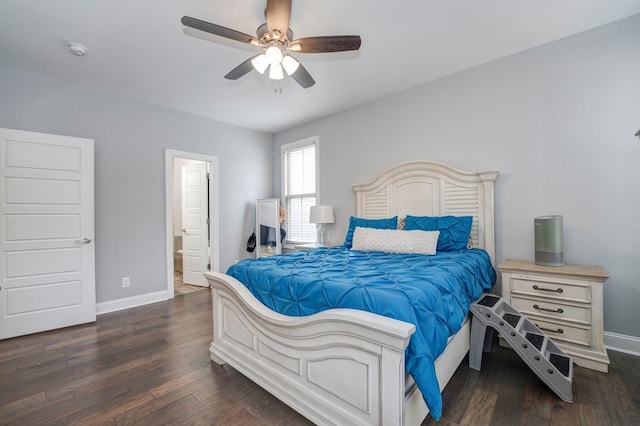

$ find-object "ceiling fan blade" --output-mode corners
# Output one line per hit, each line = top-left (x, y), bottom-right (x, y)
(224, 55), (259, 80)
(181, 16), (258, 45)
(290, 36), (361, 53)
(266, 0), (292, 35)
(290, 63), (315, 88)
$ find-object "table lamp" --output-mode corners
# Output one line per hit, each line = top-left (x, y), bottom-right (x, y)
(309, 205), (334, 246)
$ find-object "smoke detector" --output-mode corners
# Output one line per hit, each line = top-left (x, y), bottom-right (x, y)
(67, 42), (87, 57)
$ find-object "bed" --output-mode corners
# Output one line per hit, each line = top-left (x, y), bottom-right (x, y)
(204, 160), (499, 425)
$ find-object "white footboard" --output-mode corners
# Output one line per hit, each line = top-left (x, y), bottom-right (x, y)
(204, 271), (416, 426)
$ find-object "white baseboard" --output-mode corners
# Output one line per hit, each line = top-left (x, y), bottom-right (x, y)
(96, 290), (170, 315)
(604, 331), (640, 357)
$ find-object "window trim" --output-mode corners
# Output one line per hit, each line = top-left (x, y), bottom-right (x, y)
(281, 136), (320, 247)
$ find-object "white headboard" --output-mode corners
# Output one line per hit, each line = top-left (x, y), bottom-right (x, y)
(352, 161), (499, 264)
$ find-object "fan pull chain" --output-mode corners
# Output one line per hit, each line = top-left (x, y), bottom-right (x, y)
(273, 79), (283, 94)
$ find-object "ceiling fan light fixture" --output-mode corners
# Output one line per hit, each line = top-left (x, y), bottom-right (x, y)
(251, 54), (269, 74)
(282, 55), (300, 75)
(265, 44), (283, 65)
(269, 63), (284, 80)
(181, 0), (361, 90)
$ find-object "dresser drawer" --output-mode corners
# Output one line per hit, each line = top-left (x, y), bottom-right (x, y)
(511, 275), (591, 303)
(529, 316), (591, 348)
(511, 296), (590, 325)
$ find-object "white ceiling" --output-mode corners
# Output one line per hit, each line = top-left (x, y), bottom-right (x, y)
(1, 1), (639, 134)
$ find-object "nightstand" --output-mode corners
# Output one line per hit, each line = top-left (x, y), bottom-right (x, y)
(498, 259), (609, 372)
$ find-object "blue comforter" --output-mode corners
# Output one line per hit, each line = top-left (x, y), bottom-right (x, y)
(227, 247), (496, 420)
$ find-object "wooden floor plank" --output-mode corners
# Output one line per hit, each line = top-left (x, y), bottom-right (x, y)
(459, 387), (497, 426)
(550, 399), (581, 426)
(520, 373), (553, 423)
(488, 345), (529, 425)
(149, 365), (211, 399)
(68, 391), (155, 426)
(431, 358), (481, 424)
(0, 392), (47, 422)
(43, 364), (196, 425)
(612, 350), (640, 407)
(136, 394), (204, 426)
(1, 289), (638, 425)
(597, 351), (640, 425)
(575, 365), (612, 426)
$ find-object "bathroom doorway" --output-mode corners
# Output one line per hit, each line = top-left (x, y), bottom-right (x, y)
(165, 149), (219, 298)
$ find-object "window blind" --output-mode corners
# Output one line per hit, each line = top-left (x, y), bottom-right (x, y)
(283, 143), (317, 243)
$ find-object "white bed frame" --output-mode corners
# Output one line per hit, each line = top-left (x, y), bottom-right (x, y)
(204, 160), (498, 425)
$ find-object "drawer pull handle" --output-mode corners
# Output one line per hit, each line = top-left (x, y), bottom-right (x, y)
(532, 284), (563, 294)
(535, 324), (564, 334)
(533, 304), (564, 314)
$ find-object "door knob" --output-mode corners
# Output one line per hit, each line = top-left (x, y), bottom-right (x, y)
(82, 238), (92, 244)
(181, 228), (187, 233)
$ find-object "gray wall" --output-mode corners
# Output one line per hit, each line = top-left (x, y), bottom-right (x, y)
(0, 64), (272, 303)
(273, 15), (640, 338)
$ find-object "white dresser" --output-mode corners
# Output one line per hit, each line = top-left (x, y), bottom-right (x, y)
(498, 259), (609, 372)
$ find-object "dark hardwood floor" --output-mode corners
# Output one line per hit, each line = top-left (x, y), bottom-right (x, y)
(427, 341), (640, 426)
(1, 289), (638, 425)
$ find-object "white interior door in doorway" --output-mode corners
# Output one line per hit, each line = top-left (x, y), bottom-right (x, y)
(181, 163), (210, 287)
(0, 128), (95, 340)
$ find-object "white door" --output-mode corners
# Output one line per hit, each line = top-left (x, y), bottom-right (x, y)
(181, 163), (209, 287)
(0, 128), (95, 340)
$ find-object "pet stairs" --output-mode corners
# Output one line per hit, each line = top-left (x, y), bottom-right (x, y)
(469, 294), (573, 403)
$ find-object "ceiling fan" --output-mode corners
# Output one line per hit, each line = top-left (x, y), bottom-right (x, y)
(181, 0), (361, 89)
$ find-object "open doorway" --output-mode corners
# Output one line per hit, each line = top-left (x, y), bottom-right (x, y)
(165, 149), (219, 298)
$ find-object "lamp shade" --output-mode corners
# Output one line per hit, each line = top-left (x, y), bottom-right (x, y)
(269, 63), (284, 80)
(251, 54), (269, 74)
(282, 55), (300, 75)
(309, 205), (335, 224)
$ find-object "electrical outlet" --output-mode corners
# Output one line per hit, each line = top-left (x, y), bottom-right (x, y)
(122, 276), (130, 288)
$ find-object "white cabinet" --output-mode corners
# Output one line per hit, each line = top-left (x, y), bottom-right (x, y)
(498, 259), (609, 372)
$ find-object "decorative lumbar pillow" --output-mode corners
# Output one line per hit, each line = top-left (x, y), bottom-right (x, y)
(405, 215), (473, 251)
(343, 216), (398, 249)
(351, 227), (440, 255)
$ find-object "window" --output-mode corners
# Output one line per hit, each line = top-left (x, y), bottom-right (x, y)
(282, 137), (318, 244)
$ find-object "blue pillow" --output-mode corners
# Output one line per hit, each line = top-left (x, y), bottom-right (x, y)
(405, 215), (472, 251)
(343, 216), (398, 249)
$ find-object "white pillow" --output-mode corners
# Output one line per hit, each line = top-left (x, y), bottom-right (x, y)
(351, 227), (440, 255)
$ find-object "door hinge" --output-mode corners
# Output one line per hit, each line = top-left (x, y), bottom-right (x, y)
(207, 217), (210, 225)
(207, 172), (210, 180)
(207, 263), (211, 271)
